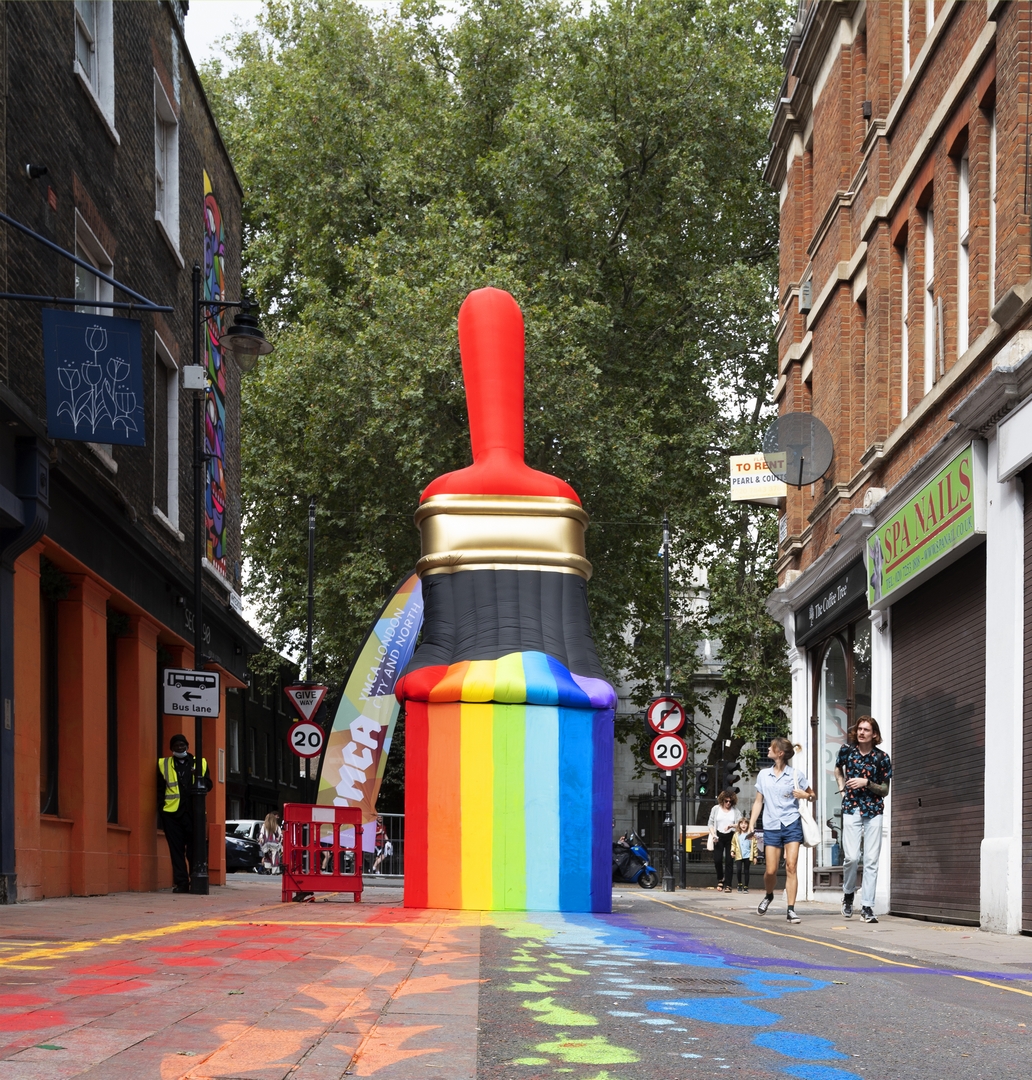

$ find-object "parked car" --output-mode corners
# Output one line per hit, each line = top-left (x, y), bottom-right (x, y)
(225, 820), (263, 872)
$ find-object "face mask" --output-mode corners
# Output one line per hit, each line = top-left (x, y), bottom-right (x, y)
(172, 750), (188, 759)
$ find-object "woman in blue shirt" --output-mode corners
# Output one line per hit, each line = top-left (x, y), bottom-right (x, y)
(747, 737), (814, 923)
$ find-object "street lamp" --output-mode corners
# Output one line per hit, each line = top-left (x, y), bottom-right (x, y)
(187, 263), (272, 895)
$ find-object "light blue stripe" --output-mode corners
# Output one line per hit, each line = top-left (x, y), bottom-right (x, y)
(522, 651), (559, 705)
(524, 705), (560, 910)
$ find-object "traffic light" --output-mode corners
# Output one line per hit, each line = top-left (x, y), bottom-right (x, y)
(696, 765), (710, 797)
(720, 760), (741, 794)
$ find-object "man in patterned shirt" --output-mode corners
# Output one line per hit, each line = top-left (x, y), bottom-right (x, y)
(835, 716), (892, 924)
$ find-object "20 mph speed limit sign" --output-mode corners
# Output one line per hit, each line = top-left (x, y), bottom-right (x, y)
(650, 733), (686, 771)
(288, 722), (325, 759)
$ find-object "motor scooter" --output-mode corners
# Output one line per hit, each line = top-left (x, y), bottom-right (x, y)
(612, 830), (659, 889)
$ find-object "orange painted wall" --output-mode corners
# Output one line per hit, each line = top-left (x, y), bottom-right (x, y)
(14, 543), (236, 901)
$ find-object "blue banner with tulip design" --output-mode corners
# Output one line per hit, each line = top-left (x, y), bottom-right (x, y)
(42, 309), (146, 447)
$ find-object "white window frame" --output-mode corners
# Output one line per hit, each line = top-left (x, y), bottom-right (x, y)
(924, 209), (935, 396)
(152, 333), (181, 536)
(153, 73), (182, 264)
(902, 0), (910, 79)
(989, 109), (997, 312)
(957, 151), (970, 357)
(73, 0), (118, 145)
(901, 242), (909, 418)
(926, 0), (935, 34)
(74, 213), (118, 472)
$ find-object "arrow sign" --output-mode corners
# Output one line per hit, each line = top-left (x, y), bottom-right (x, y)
(285, 684), (329, 722)
(163, 668), (220, 717)
(646, 696), (685, 734)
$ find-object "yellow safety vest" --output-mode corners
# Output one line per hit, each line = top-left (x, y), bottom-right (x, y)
(159, 756), (207, 814)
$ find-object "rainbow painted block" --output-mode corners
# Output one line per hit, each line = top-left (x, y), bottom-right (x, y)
(399, 653), (615, 913)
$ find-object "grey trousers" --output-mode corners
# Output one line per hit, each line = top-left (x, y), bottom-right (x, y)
(842, 812), (883, 909)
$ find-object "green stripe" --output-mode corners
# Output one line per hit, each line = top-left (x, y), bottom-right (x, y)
(492, 704), (527, 910)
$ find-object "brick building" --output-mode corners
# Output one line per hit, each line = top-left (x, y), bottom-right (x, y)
(0, 1), (261, 902)
(766, 0), (1032, 931)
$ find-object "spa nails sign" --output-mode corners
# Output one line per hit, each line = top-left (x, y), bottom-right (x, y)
(43, 309), (146, 447)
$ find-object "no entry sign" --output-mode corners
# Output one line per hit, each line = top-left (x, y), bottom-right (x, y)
(285, 684), (328, 722)
(650, 733), (686, 771)
(646, 696), (685, 734)
(288, 722), (325, 759)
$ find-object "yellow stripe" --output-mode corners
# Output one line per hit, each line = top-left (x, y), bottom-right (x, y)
(462, 660), (497, 702)
(645, 896), (1032, 999)
(460, 703), (494, 909)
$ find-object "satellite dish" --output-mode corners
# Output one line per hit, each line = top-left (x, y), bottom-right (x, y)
(761, 412), (834, 487)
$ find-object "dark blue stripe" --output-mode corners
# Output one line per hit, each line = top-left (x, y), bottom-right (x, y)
(590, 708), (614, 912)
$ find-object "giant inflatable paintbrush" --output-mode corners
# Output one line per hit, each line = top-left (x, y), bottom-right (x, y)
(395, 287), (615, 912)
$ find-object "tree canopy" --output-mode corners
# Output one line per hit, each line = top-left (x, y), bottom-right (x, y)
(203, 0), (792, 774)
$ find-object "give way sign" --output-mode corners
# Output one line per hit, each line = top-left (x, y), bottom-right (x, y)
(284, 684), (328, 722)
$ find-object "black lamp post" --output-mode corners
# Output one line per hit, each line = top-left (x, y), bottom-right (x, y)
(188, 263), (272, 895)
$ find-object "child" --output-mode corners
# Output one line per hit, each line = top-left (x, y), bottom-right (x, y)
(731, 818), (755, 892)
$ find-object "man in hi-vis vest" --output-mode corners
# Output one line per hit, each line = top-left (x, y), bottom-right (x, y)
(158, 734), (212, 893)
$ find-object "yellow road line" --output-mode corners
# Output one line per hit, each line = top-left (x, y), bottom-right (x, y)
(0, 914), (439, 969)
(644, 896), (1032, 1000)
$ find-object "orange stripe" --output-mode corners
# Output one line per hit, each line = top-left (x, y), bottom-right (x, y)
(428, 661), (471, 703)
(425, 702), (462, 908)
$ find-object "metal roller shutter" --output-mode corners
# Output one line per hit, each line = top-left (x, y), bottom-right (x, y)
(890, 544), (985, 924)
(1024, 467), (1032, 934)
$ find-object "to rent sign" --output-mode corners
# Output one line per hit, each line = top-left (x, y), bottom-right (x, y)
(729, 453), (788, 503)
(866, 443), (986, 609)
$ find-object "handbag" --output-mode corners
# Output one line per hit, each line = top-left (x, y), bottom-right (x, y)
(794, 768), (819, 848)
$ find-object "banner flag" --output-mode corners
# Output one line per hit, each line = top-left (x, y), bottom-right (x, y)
(316, 573), (423, 833)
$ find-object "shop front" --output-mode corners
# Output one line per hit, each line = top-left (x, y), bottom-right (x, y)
(794, 560), (870, 892)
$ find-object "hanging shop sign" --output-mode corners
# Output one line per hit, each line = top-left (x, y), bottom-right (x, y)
(729, 453), (788, 504)
(865, 442), (986, 610)
(794, 559), (868, 647)
(42, 309), (145, 447)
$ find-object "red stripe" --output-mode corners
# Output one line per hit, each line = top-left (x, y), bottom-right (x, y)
(403, 702), (429, 908)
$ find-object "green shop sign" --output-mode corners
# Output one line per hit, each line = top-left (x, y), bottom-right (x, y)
(866, 442), (985, 608)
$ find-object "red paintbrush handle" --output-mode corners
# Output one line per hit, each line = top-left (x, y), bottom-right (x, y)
(421, 288), (580, 503)
(459, 287), (525, 465)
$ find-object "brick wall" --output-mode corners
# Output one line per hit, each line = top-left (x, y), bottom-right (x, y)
(769, 0), (1031, 578)
(2, 0), (245, 599)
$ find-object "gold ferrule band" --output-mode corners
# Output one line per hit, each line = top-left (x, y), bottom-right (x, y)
(415, 493), (592, 580)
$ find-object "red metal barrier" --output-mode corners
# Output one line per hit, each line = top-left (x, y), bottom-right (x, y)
(281, 803), (363, 902)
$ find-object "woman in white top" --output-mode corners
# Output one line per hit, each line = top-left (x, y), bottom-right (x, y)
(747, 737), (814, 923)
(707, 790), (741, 892)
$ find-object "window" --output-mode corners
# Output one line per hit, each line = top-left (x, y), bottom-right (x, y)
(989, 110), (997, 311)
(902, 1), (910, 79)
(957, 152), (969, 356)
(154, 74), (181, 258)
(74, 214), (113, 315)
(264, 733), (273, 780)
(73, 1), (116, 142)
(247, 727), (256, 776)
(153, 334), (180, 530)
(926, 0), (935, 34)
(901, 242), (909, 418)
(39, 591), (59, 816)
(276, 737), (286, 785)
(924, 209), (935, 395)
(107, 615), (119, 824)
(814, 621), (872, 872)
(228, 717), (240, 775)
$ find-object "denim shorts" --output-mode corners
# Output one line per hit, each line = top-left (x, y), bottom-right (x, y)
(762, 818), (803, 849)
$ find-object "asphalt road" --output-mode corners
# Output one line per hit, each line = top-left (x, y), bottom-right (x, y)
(476, 890), (1032, 1080)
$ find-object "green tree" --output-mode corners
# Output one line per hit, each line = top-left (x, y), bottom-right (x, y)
(203, 0), (792, 767)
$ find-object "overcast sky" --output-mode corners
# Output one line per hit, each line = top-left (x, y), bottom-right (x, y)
(183, 1), (262, 67)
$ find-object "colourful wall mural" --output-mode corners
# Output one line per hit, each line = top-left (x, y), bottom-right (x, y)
(203, 170), (228, 576)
